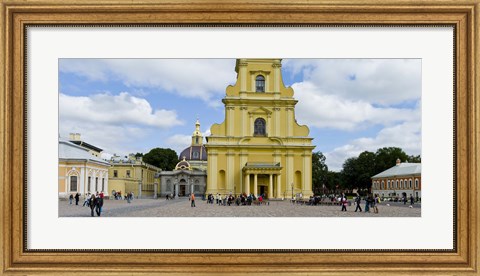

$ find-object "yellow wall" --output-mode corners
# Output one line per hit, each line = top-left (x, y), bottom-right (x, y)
(108, 160), (160, 198)
(58, 160), (109, 198)
(206, 59), (315, 198)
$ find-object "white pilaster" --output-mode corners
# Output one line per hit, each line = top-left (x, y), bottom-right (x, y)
(79, 167), (85, 195)
(253, 174), (258, 196)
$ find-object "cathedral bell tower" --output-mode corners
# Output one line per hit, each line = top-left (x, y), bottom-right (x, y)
(205, 59), (315, 199)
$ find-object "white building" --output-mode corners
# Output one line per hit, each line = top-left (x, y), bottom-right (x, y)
(58, 138), (110, 198)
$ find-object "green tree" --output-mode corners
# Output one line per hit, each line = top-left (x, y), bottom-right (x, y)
(134, 152), (144, 158)
(407, 154), (421, 163)
(312, 151), (328, 194)
(341, 157), (358, 190)
(374, 147), (409, 173)
(143, 148), (178, 171)
(325, 171), (343, 192)
(341, 151), (375, 189)
(356, 151), (376, 189)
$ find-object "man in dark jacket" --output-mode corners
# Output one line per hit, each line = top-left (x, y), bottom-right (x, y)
(74, 193), (80, 205)
(354, 195), (362, 212)
(96, 196), (104, 216)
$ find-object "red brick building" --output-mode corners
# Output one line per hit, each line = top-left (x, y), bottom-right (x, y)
(371, 159), (421, 200)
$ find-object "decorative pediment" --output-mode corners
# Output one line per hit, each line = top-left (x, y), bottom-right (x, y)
(249, 70), (271, 76)
(248, 106), (272, 115)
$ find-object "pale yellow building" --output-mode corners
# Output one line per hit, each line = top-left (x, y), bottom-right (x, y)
(108, 154), (161, 198)
(58, 139), (110, 198)
(206, 59), (315, 199)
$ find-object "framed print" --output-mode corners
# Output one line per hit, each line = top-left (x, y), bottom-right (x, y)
(1, 0), (478, 274)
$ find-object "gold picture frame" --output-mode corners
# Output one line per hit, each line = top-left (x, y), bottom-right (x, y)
(1, 0), (478, 274)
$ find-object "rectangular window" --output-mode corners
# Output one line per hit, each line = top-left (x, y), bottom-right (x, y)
(95, 177), (98, 192)
(126, 170), (131, 178)
(88, 176), (91, 191)
(70, 176), (77, 192)
(113, 170), (118, 177)
(102, 178), (105, 192)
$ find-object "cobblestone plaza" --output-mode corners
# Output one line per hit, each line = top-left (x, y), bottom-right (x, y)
(59, 198), (420, 217)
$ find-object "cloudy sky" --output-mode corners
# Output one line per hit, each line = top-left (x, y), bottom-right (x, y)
(59, 59), (421, 171)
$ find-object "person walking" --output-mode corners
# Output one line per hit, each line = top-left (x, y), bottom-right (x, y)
(83, 193), (90, 207)
(341, 196), (348, 212)
(69, 194), (73, 205)
(354, 195), (362, 212)
(74, 193), (80, 205)
(89, 194), (97, 217)
(372, 194), (379, 214)
(410, 194), (415, 206)
(364, 195), (371, 213)
(190, 193), (196, 207)
(127, 192), (131, 204)
(96, 195), (103, 216)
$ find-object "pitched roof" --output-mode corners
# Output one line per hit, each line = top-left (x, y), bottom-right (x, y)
(372, 163), (421, 179)
(69, 140), (103, 153)
(59, 139), (110, 166)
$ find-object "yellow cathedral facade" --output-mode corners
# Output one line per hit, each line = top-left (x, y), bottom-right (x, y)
(205, 59), (315, 199)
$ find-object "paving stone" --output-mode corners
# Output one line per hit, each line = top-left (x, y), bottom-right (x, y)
(60, 198), (421, 217)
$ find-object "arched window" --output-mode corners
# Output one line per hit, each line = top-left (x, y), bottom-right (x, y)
(410, 179), (413, 188)
(387, 180), (390, 189)
(381, 181), (385, 189)
(395, 180), (398, 189)
(254, 118), (266, 136)
(415, 179), (419, 189)
(70, 176), (78, 192)
(400, 180), (403, 189)
(193, 151), (199, 159)
(255, 75), (265, 92)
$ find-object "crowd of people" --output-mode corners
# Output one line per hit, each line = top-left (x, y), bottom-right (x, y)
(306, 192), (417, 214)
(204, 193), (267, 206)
(112, 191), (135, 202)
(69, 191), (105, 216)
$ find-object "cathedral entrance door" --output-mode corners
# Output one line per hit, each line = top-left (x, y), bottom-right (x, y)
(179, 179), (187, 196)
(259, 186), (266, 197)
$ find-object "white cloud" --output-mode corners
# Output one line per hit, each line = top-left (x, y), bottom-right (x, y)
(60, 92), (183, 128)
(325, 120), (421, 171)
(284, 59), (422, 170)
(59, 59), (237, 103)
(59, 92), (184, 157)
(293, 81), (420, 131)
(165, 134), (191, 155)
(284, 59), (421, 105)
